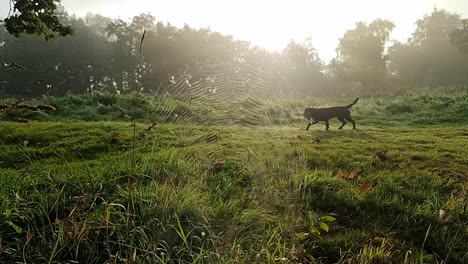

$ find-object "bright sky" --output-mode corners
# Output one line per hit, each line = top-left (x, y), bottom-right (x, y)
(2, 0), (468, 62)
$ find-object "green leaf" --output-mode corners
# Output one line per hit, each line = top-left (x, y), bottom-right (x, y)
(7, 221), (22, 233)
(320, 215), (336, 222)
(5, 209), (12, 218)
(307, 212), (316, 225)
(310, 226), (321, 235)
(319, 222), (330, 232)
(295, 232), (309, 240)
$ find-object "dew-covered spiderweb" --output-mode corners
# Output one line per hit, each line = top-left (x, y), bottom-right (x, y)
(141, 59), (306, 167)
(147, 61), (300, 127)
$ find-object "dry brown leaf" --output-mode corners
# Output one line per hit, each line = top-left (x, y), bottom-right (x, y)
(289, 243), (297, 257)
(341, 171), (358, 180)
(359, 181), (373, 191)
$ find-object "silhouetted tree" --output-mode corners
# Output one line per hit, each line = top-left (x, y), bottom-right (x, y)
(0, 12), (111, 96)
(387, 42), (424, 86)
(450, 19), (468, 53)
(2, 6), (467, 99)
(388, 8), (467, 88)
(332, 19), (395, 95)
(281, 39), (327, 96)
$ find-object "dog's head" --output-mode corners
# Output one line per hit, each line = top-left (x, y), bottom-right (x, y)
(304, 107), (316, 119)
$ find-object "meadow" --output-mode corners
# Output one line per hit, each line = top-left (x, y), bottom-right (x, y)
(0, 91), (467, 263)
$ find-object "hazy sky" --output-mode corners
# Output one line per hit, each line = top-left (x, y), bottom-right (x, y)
(2, 0), (468, 61)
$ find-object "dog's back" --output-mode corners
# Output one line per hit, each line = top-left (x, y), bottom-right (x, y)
(304, 106), (350, 121)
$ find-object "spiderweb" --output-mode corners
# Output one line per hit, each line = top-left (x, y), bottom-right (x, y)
(140, 58), (305, 166)
(146, 60), (301, 127)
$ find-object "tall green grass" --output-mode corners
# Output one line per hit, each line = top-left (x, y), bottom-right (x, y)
(1, 88), (468, 126)
(1, 119), (467, 263)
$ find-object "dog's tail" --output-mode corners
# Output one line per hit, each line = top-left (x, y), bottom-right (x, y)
(346, 98), (359, 108)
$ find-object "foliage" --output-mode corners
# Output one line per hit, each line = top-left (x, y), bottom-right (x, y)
(0, 15), (111, 96)
(1, 8), (468, 98)
(388, 9), (468, 88)
(2, 0), (73, 40)
(281, 39), (328, 97)
(331, 19), (395, 95)
(450, 19), (468, 53)
(1, 13), (321, 98)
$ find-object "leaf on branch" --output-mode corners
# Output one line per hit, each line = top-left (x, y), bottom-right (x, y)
(4, 0), (73, 40)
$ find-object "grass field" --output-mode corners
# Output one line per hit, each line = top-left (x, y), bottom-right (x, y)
(0, 94), (467, 263)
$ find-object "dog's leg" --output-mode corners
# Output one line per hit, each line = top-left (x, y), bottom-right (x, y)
(338, 117), (347, 129)
(306, 119), (318, 130)
(346, 117), (356, 129)
(325, 120), (330, 130)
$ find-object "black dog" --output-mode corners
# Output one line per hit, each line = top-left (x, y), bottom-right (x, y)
(304, 98), (359, 130)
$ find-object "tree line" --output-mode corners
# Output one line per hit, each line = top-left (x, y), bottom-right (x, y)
(1, 6), (467, 98)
